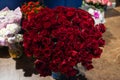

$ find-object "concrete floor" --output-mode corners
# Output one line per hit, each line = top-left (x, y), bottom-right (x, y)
(85, 7), (120, 80)
(0, 7), (120, 80)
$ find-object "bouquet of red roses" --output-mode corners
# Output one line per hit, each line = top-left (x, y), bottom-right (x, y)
(22, 6), (105, 77)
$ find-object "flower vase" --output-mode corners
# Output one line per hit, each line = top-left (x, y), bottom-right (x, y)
(0, 0), (30, 10)
(8, 43), (23, 59)
(41, 0), (82, 8)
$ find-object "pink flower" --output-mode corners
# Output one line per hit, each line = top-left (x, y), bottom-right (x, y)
(92, 0), (98, 4)
(84, 0), (112, 6)
(101, 0), (108, 5)
(107, 1), (112, 6)
(94, 11), (100, 19)
(85, 0), (91, 3)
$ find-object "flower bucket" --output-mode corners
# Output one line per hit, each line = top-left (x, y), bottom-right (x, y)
(0, 0), (29, 10)
(42, 0), (82, 8)
(52, 72), (61, 80)
(52, 72), (77, 80)
(52, 72), (68, 80)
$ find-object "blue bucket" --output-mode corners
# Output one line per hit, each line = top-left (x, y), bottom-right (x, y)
(52, 72), (77, 80)
(0, 0), (29, 10)
(43, 0), (83, 8)
(52, 72), (61, 79)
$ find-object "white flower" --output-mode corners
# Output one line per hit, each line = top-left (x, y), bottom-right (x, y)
(6, 7), (22, 24)
(88, 8), (94, 15)
(0, 28), (7, 37)
(0, 7), (22, 29)
(0, 7), (22, 46)
(7, 37), (16, 44)
(88, 8), (105, 25)
(6, 23), (21, 35)
(0, 37), (7, 46)
(15, 34), (23, 42)
(0, 11), (9, 19)
(7, 34), (23, 44)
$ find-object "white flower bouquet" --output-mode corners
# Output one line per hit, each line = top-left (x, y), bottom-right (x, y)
(0, 7), (23, 58)
(0, 7), (22, 46)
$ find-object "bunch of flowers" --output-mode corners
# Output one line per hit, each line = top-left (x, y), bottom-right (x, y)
(22, 6), (105, 77)
(82, 0), (112, 24)
(21, 1), (44, 19)
(0, 7), (23, 46)
(83, 0), (112, 9)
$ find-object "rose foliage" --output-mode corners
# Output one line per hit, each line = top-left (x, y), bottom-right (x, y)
(22, 6), (105, 77)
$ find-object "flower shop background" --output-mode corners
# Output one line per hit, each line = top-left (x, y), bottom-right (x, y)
(0, 0), (120, 80)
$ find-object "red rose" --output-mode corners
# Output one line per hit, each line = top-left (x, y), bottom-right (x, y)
(35, 59), (51, 76)
(66, 68), (78, 77)
(95, 24), (106, 33)
(42, 48), (51, 58)
(66, 11), (75, 17)
(33, 48), (41, 58)
(93, 48), (102, 58)
(43, 22), (51, 29)
(49, 58), (61, 72)
(57, 15), (67, 24)
(98, 39), (105, 47)
(85, 64), (94, 70)
(77, 9), (91, 20)
(73, 16), (81, 24)
(94, 32), (102, 39)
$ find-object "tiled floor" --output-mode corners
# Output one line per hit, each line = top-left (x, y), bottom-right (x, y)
(0, 6), (120, 80)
